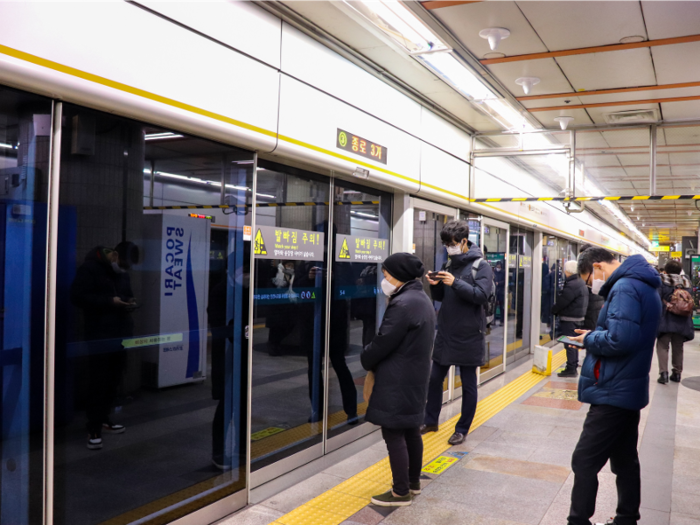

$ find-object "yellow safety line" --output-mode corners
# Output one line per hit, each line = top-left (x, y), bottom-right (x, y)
(269, 350), (566, 525)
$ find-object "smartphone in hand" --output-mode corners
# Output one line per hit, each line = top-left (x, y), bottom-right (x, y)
(558, 335), (584, 348)
(426, 271), (440, 280)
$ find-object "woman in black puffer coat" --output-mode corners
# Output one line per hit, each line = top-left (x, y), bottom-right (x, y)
(361, 253), (435, 507)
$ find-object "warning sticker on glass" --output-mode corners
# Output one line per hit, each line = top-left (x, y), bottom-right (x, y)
(254, 225), (324, 261)
(335, 234), (389, 263)
(422, 455), (459, 475)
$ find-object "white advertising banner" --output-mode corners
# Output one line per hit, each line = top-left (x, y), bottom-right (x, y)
(152, 214), (211, 387)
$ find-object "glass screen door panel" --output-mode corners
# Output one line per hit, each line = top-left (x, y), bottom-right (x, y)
(412, 205), (454, 400)
(480, 219), (509, 383)
(250, 161), (328, 475)
(326, 180), (391, 447)
(506, 228), (534, 365)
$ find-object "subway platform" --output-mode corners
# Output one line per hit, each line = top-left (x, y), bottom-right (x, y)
(218, 342), (700, 525)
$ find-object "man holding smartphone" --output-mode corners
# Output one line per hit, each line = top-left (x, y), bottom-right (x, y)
(565, 248), (661, 525)
(421, 220), (493, 446)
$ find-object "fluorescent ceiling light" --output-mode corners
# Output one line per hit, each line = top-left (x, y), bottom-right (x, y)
(232, 160), (254, 165)
(482, 99), (530, 130)
(351, 211), (379, 219)
(344, 0), (447, 54)
(419, 52), (495, 102)
(145, 132), (184, 141)
(0, 142), (14, 149)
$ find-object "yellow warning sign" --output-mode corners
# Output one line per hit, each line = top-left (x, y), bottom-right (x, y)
(339, 238), (351, 259)
(422, 455), (459, 475)
(251, 427), (285, 441)
(254, 228), (267, 255)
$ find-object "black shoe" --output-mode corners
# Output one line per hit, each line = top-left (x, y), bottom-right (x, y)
(409, 481), (421, 495)
(420, 424), (438, 435)
(448, 432), (465, 445)
(557, 367), (578, 378)
(370, 490), (412, 507)
(347, 414), (359, 425)
(658, 372), (669, 384)
(670, 371), (681, 383)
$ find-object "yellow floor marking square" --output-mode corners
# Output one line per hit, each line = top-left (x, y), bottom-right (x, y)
(251, 427), (285, 441)
(277, 506), (344, 525)
(308, 490), (367, 516)
(334, 477), (390, 499)
(422, 455), (459, 475)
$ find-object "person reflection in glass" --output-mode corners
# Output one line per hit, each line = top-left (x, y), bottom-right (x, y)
(70, 246), (135, 451)
(354, 264), (378, 347)
(267, 260), (297, 357)
(494, 261), (505, 326)
(297, 261), (358, 425)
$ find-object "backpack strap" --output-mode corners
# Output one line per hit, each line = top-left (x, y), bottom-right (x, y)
(471, 258), (482, 282)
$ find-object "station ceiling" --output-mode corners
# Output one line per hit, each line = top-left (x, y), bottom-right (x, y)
(279, 0), (700, 243)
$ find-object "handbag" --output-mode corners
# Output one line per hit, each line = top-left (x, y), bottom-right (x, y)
(363, 371), (375, 402)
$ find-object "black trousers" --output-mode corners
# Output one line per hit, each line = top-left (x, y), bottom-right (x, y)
(382, 426), (423, 497)
(569, 405), (641, 525)
(560, 320), (583, 368)
(424, 363), (478, 435)
(86, 350), (125, 434)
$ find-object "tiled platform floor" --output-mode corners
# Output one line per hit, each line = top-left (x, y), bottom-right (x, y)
(219, 340), (700, 525)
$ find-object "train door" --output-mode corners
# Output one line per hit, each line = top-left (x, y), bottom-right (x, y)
(479, 218), (509, 383)
(411, 199), (456, 403)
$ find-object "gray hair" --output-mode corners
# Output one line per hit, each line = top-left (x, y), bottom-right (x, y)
(564, 260), (578, 274)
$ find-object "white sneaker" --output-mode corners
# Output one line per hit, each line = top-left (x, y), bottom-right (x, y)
(103, 422), (125, 434)
(87, 433), (103, 450)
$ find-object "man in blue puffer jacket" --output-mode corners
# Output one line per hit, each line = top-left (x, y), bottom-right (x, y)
(566, 248), (661, 525)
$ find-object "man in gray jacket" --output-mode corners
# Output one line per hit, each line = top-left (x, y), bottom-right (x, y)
(553, 260), (589, 378)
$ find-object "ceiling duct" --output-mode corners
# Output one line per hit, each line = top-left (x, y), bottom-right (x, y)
(603, 109), (660, 125)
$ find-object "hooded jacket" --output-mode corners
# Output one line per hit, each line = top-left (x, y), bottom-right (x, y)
(361, 279), (436, 428)
(658, 273), (695, 341)
(580, 255), (662, 411)
(431, 244), (493, 367)
(551, 273), (589, 321)
(583, 288), (605, 331)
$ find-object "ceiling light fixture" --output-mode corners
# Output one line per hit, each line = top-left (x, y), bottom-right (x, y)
(145, 132), (184, 141)
(554, 116), (574, 130)
(419, 52), (496, 101)
(515, 77), (540, 95)
(479, 27), (510, 51)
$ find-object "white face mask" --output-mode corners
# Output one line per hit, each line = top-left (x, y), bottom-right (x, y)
(591, 270), (606, 295)
(446, 244), (462, 257)
(381, 278), (398, 296)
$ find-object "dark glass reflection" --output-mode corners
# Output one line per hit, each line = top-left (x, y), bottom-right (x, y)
(54, 106), (250, 525)
(250, 161), (329, 471)
(0, 85), (52, 525)
(326, 181), (391, 440)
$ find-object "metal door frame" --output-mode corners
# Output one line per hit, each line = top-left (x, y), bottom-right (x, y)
(479, 217), (510, 383)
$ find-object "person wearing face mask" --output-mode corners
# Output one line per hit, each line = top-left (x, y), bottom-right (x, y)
(361, 253), (435, 507)
(565, 248), (661, 525)
(70, 246), (134, 450)
(578, 245), (605, 333)
(422, 220), (493, 446)
(552, 260), (589, 378)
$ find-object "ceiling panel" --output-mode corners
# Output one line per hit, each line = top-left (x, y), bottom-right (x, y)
(556, 49), (657, 91)
(431, 1), (548, 58)
(661, 100), (700, 121)
(521, 96), (583, 109)
(517, 1), (646, 51)
(652, 42), (700, 84)
(572, 86), (700, 106)
(487, 58), (574, 96)
(641, 1), (700, 39)
(586, 103), (660, 125)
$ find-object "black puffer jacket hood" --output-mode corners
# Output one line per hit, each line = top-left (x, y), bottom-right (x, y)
(551, 274), (589, 320)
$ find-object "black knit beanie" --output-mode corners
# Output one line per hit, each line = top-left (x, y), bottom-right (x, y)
(383, 253), (425, 282)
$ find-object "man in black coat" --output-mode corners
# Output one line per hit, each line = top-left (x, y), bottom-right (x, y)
(421, 220), (493, 446)
(656, 259), (694, 384)
(361, 253), (435, 507)
(70, 246), (134, 450)
(579, 245), (605, 332)
(553, 260), (589, 377)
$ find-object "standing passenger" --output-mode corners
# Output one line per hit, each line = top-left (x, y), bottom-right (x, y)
(553, 260), (589, 377)
(566, 249), (661, 525)
(421, 220), (493, 446)
(578, 246), (605, 332)
(361, 253), (435, 507)
(494, 261), (506, 325)
(656, 259), (694, 384)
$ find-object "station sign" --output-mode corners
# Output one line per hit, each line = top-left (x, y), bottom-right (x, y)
(650, 246), (670, 252)
(335, 234), (389, 263)
(671, 251), (682, 258)
(253, 226), (324, 261)
(336, 129), (387, 165)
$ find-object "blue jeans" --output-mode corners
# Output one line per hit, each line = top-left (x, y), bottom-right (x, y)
(423, 362), (477, 435)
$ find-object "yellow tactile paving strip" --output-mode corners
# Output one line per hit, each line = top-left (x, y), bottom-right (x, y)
(267, 349), (567, 525)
